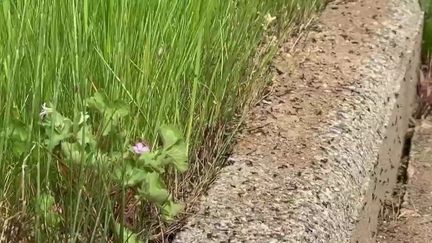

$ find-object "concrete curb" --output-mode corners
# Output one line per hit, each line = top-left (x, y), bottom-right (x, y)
(175, 0), (423, 242)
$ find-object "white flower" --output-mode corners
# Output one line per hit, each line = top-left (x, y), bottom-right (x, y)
(263, 13), (276, 30)
(40, 103), (53, 119)
(265, 13), (276, 24)
(78, 112), (90, 125)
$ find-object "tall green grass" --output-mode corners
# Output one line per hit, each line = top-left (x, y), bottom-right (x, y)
(421, 0), (432, 58)
(0, 0), (319, 241)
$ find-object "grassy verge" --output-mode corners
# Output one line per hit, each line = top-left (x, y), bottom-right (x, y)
(0, 0), (320, 241)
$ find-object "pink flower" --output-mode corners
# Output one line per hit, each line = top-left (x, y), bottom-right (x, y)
(132, 142), (150, 154)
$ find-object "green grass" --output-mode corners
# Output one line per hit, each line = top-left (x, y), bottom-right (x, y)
(422, 0), (432, 58)
(0, 0), (320, 241)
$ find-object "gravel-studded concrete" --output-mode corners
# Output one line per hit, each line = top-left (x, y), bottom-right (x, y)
(175, 0), (423, 242)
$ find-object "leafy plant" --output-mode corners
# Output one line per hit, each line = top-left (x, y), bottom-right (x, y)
(35, 193), (62, 230)
(115, 124), (187, 220)
(114, 222), (143, 243)
(86, 93), (130, 136)
(4, 93), (188, 241)
(0, 119), (30, 156)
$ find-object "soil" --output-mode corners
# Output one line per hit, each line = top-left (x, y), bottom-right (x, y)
(236, 0), (387, 170)
(377, 119), (432, 243)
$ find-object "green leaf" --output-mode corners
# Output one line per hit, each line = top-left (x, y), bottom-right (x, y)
(158, 125), (188, 172)
(86, 92), (107, 113)
(78, 112), (90, 125)
(36, 194), (54, 213)
(76, 125), (96, 148)
(43, 111), (73, 151)
(101, 105), (129, 136)
(46, 129), (72, 151)
(165, 141), (188, 172)
(138, 152), (165, 173)
(0, 119), (28, 141)
(1, 119), (30, 156)
(12, 141), (28, 157)
(86, 94), (129, 136)
(161, 200), (183, 221)
(35, 193), (62, 228)
(9, 119), (29, 141)
(114, 222), (143, 243)
(114, 164), (148, 187)
(111, 101), (130, 120)
(126, 169), (148, 187)
(61, 142), (84, 164)
(101, 115), (114, 136)
(138, 172), (169, 203)
(73, 111), (90, 129)
(159, 125), (182, 149)
(43, 111), (71, 132)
